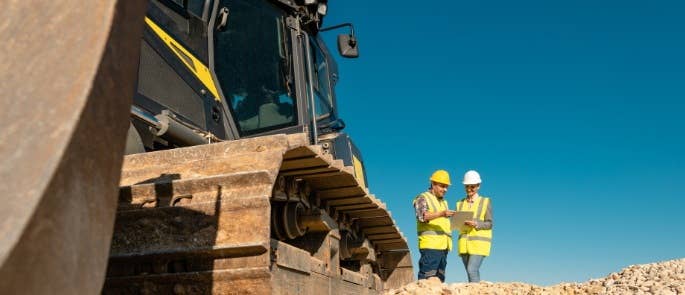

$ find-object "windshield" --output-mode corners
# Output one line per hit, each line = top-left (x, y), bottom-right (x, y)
(213, 0), (297, 136)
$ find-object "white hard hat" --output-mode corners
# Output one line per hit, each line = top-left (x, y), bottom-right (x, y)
(463, 170), (482, 185)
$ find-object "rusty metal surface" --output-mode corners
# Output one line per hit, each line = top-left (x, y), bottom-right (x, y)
(271, 240), (311, 274)
(105, 133), (411, 293)
(379, 251), (414, 291)
(119, 134), (301, 186)
(105, 267), (273, 295)
(0, 1), (146, 294)
(112, 172), (274, 254)
(105, 135), (298, 294)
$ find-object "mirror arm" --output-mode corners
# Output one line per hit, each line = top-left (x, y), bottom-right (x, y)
(320, 22), (355, 39)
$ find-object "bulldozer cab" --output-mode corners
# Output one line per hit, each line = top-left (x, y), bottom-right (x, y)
(132, 0), (348, 147)
(130, 0), (367, 185)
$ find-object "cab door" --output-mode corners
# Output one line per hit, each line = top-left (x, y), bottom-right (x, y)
(210, 0), (304, 138)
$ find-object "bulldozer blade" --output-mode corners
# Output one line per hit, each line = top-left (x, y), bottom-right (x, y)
(0, 1), (146, 294)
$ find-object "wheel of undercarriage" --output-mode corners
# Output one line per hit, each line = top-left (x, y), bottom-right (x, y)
(271, 201), (307, 240)
(271, 202), (287, 240)
(282, 202), (306, 239)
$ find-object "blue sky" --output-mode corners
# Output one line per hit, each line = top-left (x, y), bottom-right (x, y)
(322, 0), (685, 286)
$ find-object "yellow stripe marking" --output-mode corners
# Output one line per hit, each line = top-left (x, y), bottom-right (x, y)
(352, 155), (366, 188)
(145, 17), (220, 101)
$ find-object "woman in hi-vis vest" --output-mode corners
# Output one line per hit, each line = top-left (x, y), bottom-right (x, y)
(455, 170), (493, 282)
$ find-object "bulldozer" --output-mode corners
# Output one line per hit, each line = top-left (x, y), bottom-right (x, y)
(0, 0), (412, 294)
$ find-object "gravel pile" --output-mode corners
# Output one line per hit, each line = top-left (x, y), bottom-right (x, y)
(385, 258), (685, 295)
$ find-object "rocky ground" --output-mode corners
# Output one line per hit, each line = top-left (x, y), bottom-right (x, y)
(385, 258), (685, 295)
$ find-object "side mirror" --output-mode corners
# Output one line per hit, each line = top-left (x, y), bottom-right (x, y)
(321, 23), (359, 58)
(337, 34), (359, 58)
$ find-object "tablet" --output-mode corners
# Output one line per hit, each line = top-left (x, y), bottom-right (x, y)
(451, 211), (475, 231)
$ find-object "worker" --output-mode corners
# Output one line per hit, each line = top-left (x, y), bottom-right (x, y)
(413, 170), (455, 282)
(456, 170), (493, 282)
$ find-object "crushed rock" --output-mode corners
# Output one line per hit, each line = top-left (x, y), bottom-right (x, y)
(386, 258), (685, 295)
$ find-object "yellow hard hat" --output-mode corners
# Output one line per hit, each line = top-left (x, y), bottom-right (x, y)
(430, 170), (451, 185)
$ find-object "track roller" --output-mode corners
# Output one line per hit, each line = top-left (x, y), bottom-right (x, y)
(271, 202), (307, 240)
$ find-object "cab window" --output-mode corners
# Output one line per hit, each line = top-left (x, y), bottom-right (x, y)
(213, 0), (297, 136)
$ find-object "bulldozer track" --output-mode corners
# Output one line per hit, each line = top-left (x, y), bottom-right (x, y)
(105, 134), (412, 294)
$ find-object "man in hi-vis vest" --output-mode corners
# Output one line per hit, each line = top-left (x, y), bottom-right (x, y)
(456, 170), (493, 282)
(413, 170), (455, 282)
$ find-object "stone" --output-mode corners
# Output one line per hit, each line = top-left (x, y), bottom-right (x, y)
(383, 258), (685, 295)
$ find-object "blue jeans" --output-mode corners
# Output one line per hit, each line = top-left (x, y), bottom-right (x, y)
(460, 254), (485, 282)
(418, 249), (448, 282)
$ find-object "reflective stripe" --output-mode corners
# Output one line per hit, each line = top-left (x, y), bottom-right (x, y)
(458, 199), (464, 211)
(423, 192), (448, 213)
(425, 270), (437, 276)
(476, 197), (485, 221)
(428, 198), (440, 212)
(424, 193), (439, 212)
(459, 235), (491, 242)
(419, 230), (452, 237)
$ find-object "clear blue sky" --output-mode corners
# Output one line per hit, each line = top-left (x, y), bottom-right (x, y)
(322, 0), (685, 286)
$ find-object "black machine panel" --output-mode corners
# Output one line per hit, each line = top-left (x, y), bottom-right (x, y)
(137, 40), (207, 130)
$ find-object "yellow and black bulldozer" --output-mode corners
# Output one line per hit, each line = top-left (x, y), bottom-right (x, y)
(0, 0), (412, 294)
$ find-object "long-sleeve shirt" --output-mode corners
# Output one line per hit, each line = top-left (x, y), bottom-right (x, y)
(477, 201), (493, 230)
(414, 195), (429, 222)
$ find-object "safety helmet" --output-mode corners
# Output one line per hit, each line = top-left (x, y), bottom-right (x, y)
(462, 170), (482, 185)
(430, 170), (451, 185)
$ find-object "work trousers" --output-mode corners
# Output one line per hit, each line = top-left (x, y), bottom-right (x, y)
(460, 254), (485, 282)
(418, 249), (448, 282)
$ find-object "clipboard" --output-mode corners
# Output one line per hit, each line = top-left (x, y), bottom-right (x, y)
(450, 211), (474, 231)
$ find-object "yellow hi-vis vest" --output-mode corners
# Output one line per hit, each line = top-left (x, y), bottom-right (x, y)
(415, 192), (452, 250)
(456, 196), (492, 256)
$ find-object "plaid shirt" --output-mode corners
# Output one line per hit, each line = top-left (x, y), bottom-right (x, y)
(414, 195), (428, 222)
